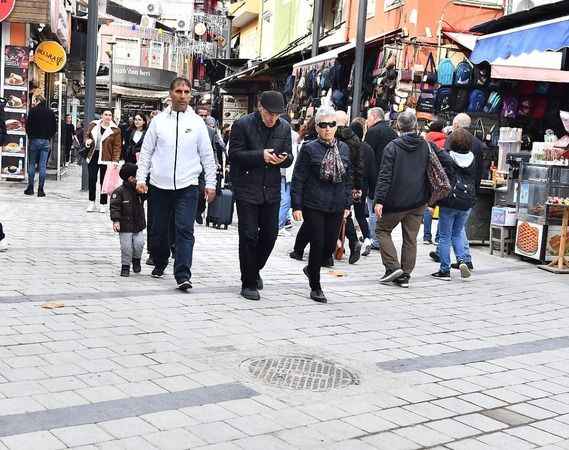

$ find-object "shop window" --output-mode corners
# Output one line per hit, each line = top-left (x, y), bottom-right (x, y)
(114, 37), (140, 67)
(384, 0), (404, 11)
(322, 0), (343, 32)
(149, 41), (164, 69)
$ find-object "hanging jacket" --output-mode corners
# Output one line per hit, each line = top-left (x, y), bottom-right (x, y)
(136, 107), (217, 191)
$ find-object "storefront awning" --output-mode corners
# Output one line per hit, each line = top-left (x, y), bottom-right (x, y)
(470, 15), (569, 64)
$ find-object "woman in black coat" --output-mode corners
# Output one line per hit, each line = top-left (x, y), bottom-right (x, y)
(291, 106), (353, 303)
(123, 113), (147, 163)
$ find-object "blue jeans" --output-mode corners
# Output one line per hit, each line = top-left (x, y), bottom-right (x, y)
(423, 208), (440, 242)
(438, 207), (471, 273)
(279, 177), (291, 229)
(149, 185), (198, 283)
(27, 139), (50, 190)
(367, 198), (379, 247)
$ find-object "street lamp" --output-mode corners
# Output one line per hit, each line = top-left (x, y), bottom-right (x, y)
(106, 36), (117, 107)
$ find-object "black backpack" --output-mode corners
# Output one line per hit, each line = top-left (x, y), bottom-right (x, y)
(306, 69), (319, 99)
(472, 62), (490, 87)
(449, 163), (476, 210)
(452, 88), (469, 112)
(283, 74), (295, 101)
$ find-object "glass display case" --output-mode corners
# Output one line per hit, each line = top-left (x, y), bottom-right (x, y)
(516, 164), (569, 261)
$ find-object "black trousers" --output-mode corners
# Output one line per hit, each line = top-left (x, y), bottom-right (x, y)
(304, 208), (344, 290)
(0, 222), (4, 241)
(236, 200), (280, 289)
(293, 221), (310, 255)
(87, 153), (107, 204)
(354, 200), (370, 239)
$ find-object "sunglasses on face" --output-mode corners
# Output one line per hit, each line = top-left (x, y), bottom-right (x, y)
(318, 121), (337, 129)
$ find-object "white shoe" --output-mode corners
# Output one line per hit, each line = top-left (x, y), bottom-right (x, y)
(0, 240), (7, 252)
(98, 205), (107, 214)
(362, 238), (372, 257)
(86, 201), (96, 213)
(278, 228), (291, 237)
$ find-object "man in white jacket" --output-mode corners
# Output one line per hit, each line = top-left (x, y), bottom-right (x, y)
(136, 78), (217, 291)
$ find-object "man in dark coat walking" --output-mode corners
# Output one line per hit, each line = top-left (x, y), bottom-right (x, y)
(229, 91), (294, 301)
(374, 110), (429, 289)
(364, 107), (397, 250)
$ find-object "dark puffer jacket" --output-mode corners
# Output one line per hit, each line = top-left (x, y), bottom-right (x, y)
(291, 139), (353, 213)
(374, 133), (430, 213)
(336, 126), (363, 191)
(110, 182), (146, 233)
(228, 112), (293, 205)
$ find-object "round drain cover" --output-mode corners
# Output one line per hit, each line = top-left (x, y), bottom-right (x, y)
(242, 356), (359, 391)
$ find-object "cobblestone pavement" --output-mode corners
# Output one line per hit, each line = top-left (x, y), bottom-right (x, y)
(1, 166), (569, 450)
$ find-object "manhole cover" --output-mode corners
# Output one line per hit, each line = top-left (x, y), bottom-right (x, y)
(242, 356), (359, 391)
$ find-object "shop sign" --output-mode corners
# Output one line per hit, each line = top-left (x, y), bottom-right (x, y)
(112, 65), (177, 91)
(0, 0), (16, 22)
(35, 41), (67, 73)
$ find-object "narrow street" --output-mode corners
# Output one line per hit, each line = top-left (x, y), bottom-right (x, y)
(1, 168), (569, 449)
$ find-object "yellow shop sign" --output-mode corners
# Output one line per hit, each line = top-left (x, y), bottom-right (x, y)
(35, 41), (67, 73)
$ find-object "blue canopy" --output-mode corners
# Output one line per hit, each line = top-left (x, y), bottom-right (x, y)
(470, 16), (569, 64)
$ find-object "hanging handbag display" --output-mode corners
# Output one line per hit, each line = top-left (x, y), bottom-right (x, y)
(422, 52), (438, 84)
(399, 46), (413, 83)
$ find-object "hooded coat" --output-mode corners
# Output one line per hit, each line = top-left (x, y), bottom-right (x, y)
(374, 133), (430, 213)
(437, 149), (477, 210)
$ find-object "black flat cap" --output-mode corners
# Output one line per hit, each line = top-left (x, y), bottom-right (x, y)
(260, 91), (285, 114)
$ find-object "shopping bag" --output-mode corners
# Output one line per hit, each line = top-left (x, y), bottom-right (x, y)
(426, 143), (451, 206)
(101, 164), (122, 194)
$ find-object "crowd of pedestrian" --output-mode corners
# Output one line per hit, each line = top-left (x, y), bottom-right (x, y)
(6, 80), (484, 302)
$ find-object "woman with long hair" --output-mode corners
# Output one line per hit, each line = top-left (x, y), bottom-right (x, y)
(124, 113), (148, 163)
(84, 110), (122, 213)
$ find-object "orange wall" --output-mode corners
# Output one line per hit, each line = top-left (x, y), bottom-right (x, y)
(347, 0), (502, 41)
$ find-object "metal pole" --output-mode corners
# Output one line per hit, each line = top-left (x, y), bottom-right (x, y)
(83, 0), (98, 191)
(351, 0), (367, 118)
(108, 44), (114, 107)
(57, 72), (63, 180)
(311, 0), (322, 58)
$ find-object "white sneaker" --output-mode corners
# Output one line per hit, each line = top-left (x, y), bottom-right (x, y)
(362, 238), (372, 257)
(0, 240), (7, 252)
(86, 201), (97, 213)
(98, 204), (108, 214)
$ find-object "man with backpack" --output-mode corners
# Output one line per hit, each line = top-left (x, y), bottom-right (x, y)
(365, 107), (397, 250)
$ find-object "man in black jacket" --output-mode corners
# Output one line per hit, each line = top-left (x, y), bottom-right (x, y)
(24, 96), (57, 197)
(229, 91), (293, 301)
(374, 110), (429, 288)
(365, 107), (397, 249)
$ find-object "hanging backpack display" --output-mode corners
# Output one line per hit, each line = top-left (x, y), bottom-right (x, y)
(437, 58), (455, 86)
(518, 97), (532, 118)
(472, 62), (490, 87)
(452, 88), (469, 112)
(501, 96), (519, 119)
(454, 60), (473, 86)
(306, 69), (319, 99)
(417, 87), (437, 113)
(435, 87), (453, 113)
(483, 91), (503, 114)
(467, 89), (487, 113)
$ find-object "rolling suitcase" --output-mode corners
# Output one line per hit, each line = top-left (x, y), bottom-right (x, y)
(206, 188), (234, 229)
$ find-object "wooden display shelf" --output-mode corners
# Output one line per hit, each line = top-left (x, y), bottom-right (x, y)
(539, 204), (569, 274)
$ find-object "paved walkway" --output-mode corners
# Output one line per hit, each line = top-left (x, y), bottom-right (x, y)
(1, 167), (569, 450)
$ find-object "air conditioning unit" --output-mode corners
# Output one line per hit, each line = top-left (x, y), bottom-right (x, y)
(176, 18), (191, 33)
(145, 1), (163, 18)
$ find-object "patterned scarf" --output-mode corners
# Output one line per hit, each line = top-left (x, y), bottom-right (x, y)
(319, 138), (346, 184)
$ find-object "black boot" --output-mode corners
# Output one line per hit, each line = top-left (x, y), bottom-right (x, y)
(322, 256), (334, 268)
(349, 241), (362, 265)
(310, 289), (327, 303)
(120, 265), (130, 277)
(37, 189), (46, 198)
(24, 186), (34, 196)
(132, 259), (141, 273)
